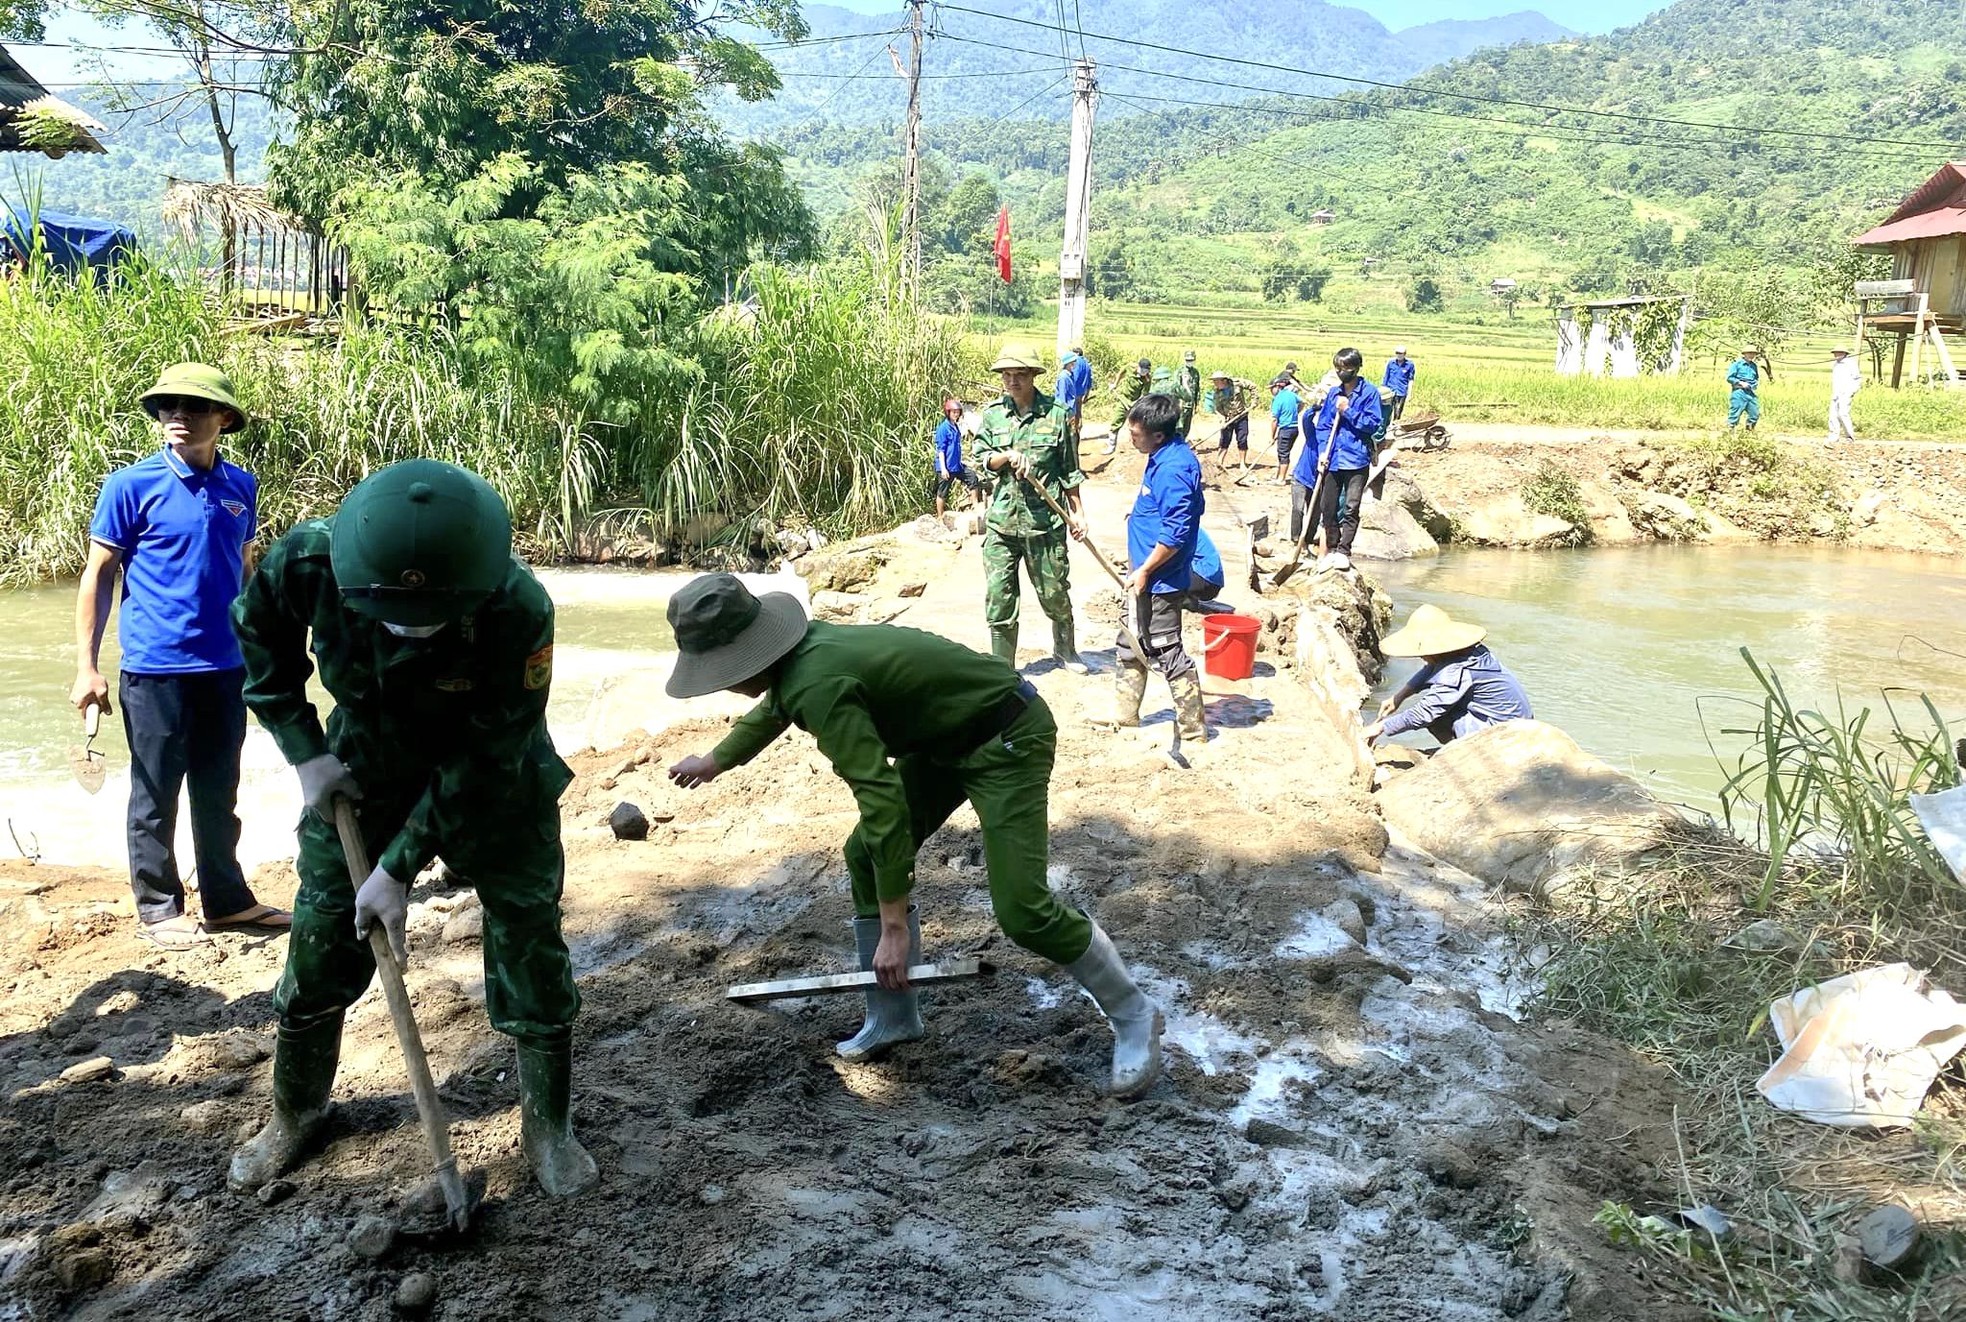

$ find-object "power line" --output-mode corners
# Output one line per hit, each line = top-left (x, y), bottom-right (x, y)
(775, 66), (1055, 81)
(930, 3), (1966, 154)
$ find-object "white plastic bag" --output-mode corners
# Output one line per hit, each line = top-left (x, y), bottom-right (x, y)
(1910, 786), (1966, 882)
(1756, 964), (1966, 1129)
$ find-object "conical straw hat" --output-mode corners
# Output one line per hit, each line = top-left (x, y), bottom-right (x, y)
(1379, 603), (1485, 658)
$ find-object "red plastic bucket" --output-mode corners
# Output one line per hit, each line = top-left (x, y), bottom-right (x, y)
(1200, 613), (1261, 680)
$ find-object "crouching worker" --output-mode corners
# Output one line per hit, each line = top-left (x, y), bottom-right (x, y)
(1364, 604), (1532, 747)
(1102, 393), (1207, 759)
(664, 575), (1165, 1098)
(228, 459), (597, 1198)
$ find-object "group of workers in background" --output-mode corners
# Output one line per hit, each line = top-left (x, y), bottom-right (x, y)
(1724, 341), (1868, 444)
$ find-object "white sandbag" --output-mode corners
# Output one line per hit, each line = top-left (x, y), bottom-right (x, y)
(1910, 785), (1966, 882)
(1756, 963), (1966, 1129)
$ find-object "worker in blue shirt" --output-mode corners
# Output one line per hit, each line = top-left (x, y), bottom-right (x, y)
(930, 396), (981, 518)
(1726, 345), (1764, 432)
(1365, 604), (1533, 746)
(1382, 346), (1416, 421)
(1290, 347), (1383, 574)
(72, 363), (290, 949)
(1056, 347), (1093, 451)
(1188, 528), (1226, 602)
(1268, 375), (1301, 483)
(1104, 393), (1207, 762)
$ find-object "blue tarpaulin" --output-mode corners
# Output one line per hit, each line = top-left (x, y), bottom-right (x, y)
(2, 209), (137, 275)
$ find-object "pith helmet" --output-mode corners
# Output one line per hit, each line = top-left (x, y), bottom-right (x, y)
(990, 343), (1046, 372)
(140, 362), (248, 433)
(1183, 350), (1196, 363)
(331, 459), (513, 627)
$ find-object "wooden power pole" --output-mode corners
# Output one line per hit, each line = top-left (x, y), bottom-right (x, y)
(1057, 58), (1098, 362)
(901, 0), (925, 300)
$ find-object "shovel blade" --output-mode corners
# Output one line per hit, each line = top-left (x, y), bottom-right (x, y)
(69, 748), (106, 795)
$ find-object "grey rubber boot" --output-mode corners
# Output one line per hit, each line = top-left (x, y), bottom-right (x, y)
(228, 1018), (341, 1192)
(838, 907), (925, 1061)
(989, 624), (1018, 667)
(517, 1039), (599, 1198)
(1100, 664), (1147, 728)
(1065, 921), (1165, 1099)
(1169, 671), (1208, 757)
(1052, 617), (1088, 674)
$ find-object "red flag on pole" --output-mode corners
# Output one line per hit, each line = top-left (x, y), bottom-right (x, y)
(993, 205), (1012, 284)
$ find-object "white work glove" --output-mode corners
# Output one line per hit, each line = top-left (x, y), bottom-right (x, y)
(295, 753), (361, 821)
(353, 863), (410, 964)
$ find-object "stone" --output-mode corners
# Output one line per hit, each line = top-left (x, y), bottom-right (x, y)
(257, 1178), (297, 1206)
(347, 1213), (397, 1261)
(1576, 480), (1638, 545)
(608, 802), (650, 842)
(83, 1163), (174, 1226)
(216, 1032), (268, 1069)
(97, 989), (143, 1016)
(395, 1271), (439, 1313)
(897, 581), (927, 598)
(699, 1184), (728, 1206)
(60, 1056), (115, 1084)
(1377, 720), (1678, 899)
(1320, 898), (1369, 946)
(1721, 918), (1800, 953)
(1456, 494), (1579, 548)
(180, 1099), (232, 1134)
(1857, 1205), (1921, 1275)
(810, 590), (870, 622)
(1352, 492), (1441, 562)
(1620, 490), (1705, 542)
(440, 903), (483, 946)
(795, 545), (886, 594)
(51, 1243), (114, 1293)
(1244, 1118), (1312, 1149)
(1417, 1137), (1483, 1189)
(1852, 490), (1886, 526)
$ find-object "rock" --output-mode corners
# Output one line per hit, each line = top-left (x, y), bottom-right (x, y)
(1852, 490), (1886, 526)
(1857, 1205), (1922, 1275)
(440, 902), (483, 946)
(897, 581), (927, 598)
(1457, 494), (1579, 548)
(1320, 898), (1369, 945)
(1377, 720), (1678, 899)
(1620, 490), (1705, 542)
(699, 1184), (728, 1206)
(810, 589), (870, 622)
(257, 1178), (297, 1206)
(795, 545), (886, 594)
(1417, 1137), (1483, 1189)
(861, 599), (913, 626)
(215, 1032), (268, 1069)
(50, 1242), (114, 1293)
(97, 989), (143, 1016)
(395, 1271), (439, 1313)
(61, 1055), (116, 1084)
(83, 1163), (174, 1226)
(179, 1099), (232, 1134)
(1576, 480), (1638, 545)
(1244, 1118), (1312, 1149)
(1352, 492), (1440, 561)
(347, 1213), (397, 1261)
(1214, 1178), (1255, 1212)
(1721, 918), (1800, 953)
(608, 802), (650, 842)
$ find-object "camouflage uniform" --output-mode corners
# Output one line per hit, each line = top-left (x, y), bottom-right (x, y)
(973, 389), (1085, 665)
(1109, 370), (1149, 436)
(1173, 364), (1202, 436)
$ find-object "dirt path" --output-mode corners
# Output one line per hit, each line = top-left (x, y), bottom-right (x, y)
(0, 460), (1698, 1320)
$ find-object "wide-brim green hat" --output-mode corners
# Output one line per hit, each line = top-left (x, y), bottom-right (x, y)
(990, 343), (1047, 372)
(140, 361), (248, 433)
(1380, 603), (1486, 658)
(665, 574), (811, 698)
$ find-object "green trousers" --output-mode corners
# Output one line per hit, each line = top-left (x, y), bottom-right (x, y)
(273, 781), (579, 1047)
(843, 698), (1091, 965)
(982, 528), (1073, 630)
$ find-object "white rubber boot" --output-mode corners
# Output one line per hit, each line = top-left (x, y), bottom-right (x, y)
(837, 908), (925, 1061)
(1064, 922), (1165, 1098)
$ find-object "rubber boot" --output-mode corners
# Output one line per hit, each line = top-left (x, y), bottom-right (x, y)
(517, 1039), (599, 1198)
(227, 1018), (341, 1192)
(838, 907), (925, 1061)
(1052, 617), (1088, 674)
(1064, 921), (1165, 1099)
(1169, 671), (1208, 760)
(989, 624), (1018, 668)
(1099, 664), (1147, 729)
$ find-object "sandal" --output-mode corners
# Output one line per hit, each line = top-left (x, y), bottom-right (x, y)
(203, 904), (293, 934)
(138, 914), (213, 949)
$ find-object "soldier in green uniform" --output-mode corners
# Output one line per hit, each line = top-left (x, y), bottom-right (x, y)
(973, 344), (1088, 673)
(1105, 357), (1152, 455)
(1173, 350), (1202, 438)
(664, 575), (1165, 1098)
(226, 459), (598, 1199)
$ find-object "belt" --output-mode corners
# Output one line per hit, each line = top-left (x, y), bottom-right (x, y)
(963, 679), (1038, 754)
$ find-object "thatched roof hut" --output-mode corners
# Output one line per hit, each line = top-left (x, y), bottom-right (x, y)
(0, 45), (106, 157)
(161, 178), (312, 238)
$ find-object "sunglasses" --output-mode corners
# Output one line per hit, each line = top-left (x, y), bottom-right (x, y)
(149, 395), (223, 417)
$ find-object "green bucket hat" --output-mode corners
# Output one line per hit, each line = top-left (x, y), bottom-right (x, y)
(665, 574), (810, 699)
(140, 362), (248, 433)
(331, 459), (513, 627)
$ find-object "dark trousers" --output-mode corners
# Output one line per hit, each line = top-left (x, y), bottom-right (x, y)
(119, 669), (253, 924)
(1275, 426), (1298, 470)
(1389, 394), (1408, 421)
(1216, 415), (1249, 452)
(1320, 467), (1369, 556)
(1118, 591), (1197, 684)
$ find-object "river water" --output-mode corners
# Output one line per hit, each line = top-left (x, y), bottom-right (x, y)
(3, 548), (1961, 868)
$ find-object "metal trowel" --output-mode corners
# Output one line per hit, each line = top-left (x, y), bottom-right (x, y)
(69, 703), (107, 795)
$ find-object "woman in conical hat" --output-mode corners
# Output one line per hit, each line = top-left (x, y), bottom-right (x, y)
(1364, 604), (1533, 746)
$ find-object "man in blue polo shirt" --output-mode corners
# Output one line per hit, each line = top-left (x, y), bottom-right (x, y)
(1382, 346), (1416, 421)
(72, 362), (289, 949)
(1103, 393), (1207, 762)
(930, 396), (980, 518)
(1055, 346), (1092, 453)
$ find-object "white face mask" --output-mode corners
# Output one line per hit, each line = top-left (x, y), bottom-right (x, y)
(382, 621), (448, 639)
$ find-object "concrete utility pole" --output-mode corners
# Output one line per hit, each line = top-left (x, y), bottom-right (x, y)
(1056, 58), (1098, 362)
(901, 0), (925, 300)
